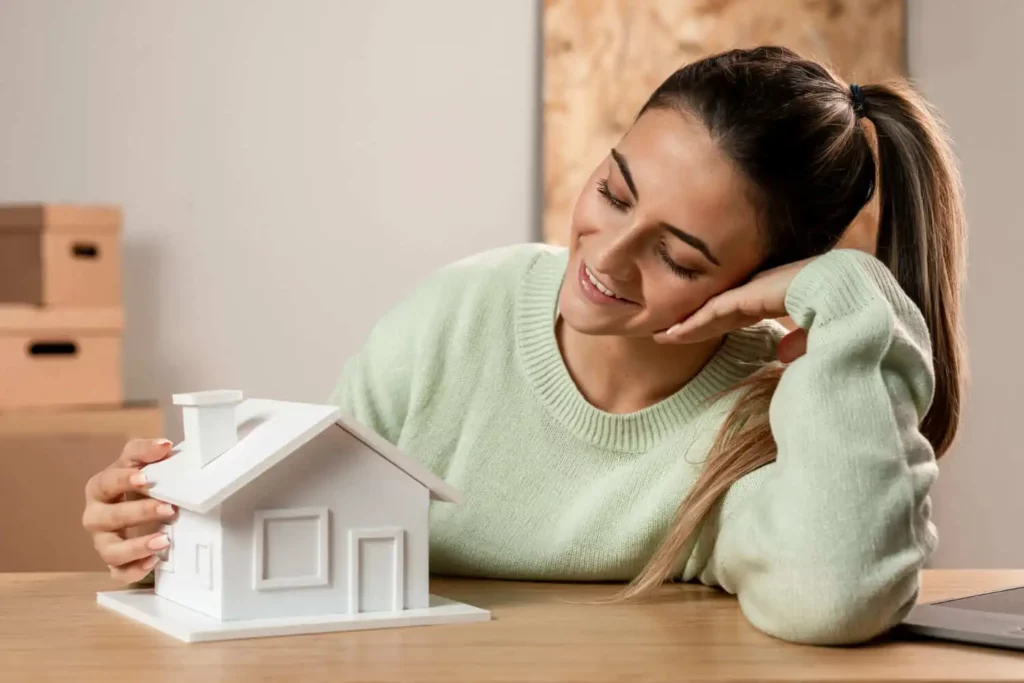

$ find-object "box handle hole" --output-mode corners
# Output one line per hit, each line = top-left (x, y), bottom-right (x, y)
(27, 341), (79, 357)
(71, 242), (99, 259)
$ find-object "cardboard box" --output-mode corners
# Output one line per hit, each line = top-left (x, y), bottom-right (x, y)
(0, 403), (163, 572)
(0, 306), (123, 410)
(0, 402), (162, 438)
(0, 204), (122, 307)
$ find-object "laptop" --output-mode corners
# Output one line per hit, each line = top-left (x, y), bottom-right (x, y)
(902, 585), (1024, 650)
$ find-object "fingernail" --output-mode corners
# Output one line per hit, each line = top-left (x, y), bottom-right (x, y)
(143, 555), (160, 570)
(147, 534), (170, 550)
(157, 504), (175, 517)
(667, 324), (684, 336)
(129, 472), (148, 487)
(156, 439), (172, 447)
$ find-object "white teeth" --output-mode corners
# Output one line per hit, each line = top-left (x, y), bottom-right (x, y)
(585, 266), (624, 300)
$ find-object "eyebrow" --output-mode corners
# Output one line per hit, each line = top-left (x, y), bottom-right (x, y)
(610, 148), (639, 200)
(661, 224), (721, 266)
(610, 148), (721, 267)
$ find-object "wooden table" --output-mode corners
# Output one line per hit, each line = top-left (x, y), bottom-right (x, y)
(2, 571), (1024, 682)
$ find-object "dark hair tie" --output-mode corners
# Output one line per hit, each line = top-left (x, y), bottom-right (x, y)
(850, 83), (866, 118)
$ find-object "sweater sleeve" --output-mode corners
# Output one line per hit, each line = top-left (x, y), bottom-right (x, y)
(699, 249), (940, 645)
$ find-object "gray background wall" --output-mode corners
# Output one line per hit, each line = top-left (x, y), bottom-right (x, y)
(908, 0), (1024, 568)
(0, 0), (539, 412)
(0, 0), (1016, 568)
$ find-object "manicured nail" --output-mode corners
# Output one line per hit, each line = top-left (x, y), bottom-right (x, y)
(130, 472), (148, 487)
(667, 324), (684, 336)
(157, 504), (176, 517)
(143, 555), (160, 570)
(156, 439), (172, 447)
(147, 534), (170, 551)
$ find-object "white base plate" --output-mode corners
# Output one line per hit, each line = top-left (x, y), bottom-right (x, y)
(97, 589), (491, 643)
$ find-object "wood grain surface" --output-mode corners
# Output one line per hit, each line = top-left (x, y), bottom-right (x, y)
(2, 570), (1023, 682)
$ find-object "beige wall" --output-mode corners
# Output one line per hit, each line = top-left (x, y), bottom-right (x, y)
(908, 0), (1024, 568)
(0, 0), (539, 434)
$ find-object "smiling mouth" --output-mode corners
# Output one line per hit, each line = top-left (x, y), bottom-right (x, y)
(579, 261), (637, 304)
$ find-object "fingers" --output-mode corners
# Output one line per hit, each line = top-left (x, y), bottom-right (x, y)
(661, 297), (725, 342)
(82, 497), (177, 533)
(87, 441), (175, 584)
(116, 439), (174, 468)
(656, 289), (747, 344)
(776, 328), (809, 363)
(95, 530), (170, 568)
(85, 467), (153, 504)
(656, 308), (763, 344)
(109, 555), (162, 585)
(655, 269), (801, 345)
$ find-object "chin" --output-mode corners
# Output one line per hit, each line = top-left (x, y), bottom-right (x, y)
(557, 285), (611, 334)
(560, 311), (620, 337)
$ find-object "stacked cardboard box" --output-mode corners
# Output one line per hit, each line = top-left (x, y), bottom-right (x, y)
(0, 204), (162, 570)
(0, 204), (124, 408)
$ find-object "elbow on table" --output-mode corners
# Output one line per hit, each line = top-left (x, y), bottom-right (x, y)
(741, 574), (921, 646)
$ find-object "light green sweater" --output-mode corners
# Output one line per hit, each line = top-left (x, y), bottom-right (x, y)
(330, 244), (938, 645)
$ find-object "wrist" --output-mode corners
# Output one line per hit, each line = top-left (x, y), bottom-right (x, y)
(784, 250), (901, 329)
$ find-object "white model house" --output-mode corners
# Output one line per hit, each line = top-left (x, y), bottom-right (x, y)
(97, 390), (489, 642)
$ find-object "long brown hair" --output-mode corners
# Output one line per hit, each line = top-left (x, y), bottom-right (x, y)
(614, 47), (967, 601)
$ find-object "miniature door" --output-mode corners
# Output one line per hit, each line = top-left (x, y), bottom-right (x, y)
(348, 527), (405, 613)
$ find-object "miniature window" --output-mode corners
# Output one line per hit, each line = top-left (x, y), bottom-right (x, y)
(195, 542), (212, 590)
(253, 507), (329, 590)
(155, 523), (175, 573)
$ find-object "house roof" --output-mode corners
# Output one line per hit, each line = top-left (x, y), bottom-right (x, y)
(144, 398), (462, 514)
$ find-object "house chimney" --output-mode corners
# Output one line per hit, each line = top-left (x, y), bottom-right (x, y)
(172, 390), (244, 468)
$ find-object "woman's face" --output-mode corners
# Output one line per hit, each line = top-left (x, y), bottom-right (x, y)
(559, 108), (765, 338)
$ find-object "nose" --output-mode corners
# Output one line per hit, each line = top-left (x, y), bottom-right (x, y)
(588, 231), (639, 283)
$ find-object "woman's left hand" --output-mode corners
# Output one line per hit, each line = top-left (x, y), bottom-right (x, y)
(654, 257), (816, 363)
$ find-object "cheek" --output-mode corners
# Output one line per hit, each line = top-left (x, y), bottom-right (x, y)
(640, 259), (756, 327)
(640, 276), (712, 328)
(643, 264), (755, 328)
(570, 187), (608, 239)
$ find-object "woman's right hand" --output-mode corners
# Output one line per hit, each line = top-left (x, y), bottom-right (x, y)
(82, 439), (179, 583)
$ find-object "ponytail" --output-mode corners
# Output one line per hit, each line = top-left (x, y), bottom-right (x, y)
(612, 77), (966, 603)
(862, 81), (967, 457)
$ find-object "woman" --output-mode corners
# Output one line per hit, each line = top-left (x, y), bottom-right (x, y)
(82, 47), (966, 645)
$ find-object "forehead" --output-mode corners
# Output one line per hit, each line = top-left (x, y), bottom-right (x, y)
(617, 108), (761, 252)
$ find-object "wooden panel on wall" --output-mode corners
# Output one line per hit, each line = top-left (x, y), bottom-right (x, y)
(543, 0), (905, 245)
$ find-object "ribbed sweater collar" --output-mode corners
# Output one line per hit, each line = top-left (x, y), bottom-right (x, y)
(515, 249), (774, 453)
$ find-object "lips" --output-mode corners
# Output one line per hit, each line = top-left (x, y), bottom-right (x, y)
(577, 260), (635, 306)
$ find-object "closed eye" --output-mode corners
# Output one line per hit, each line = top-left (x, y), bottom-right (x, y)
(658, 241), (701, 280)
(597, 179), (630, 212)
